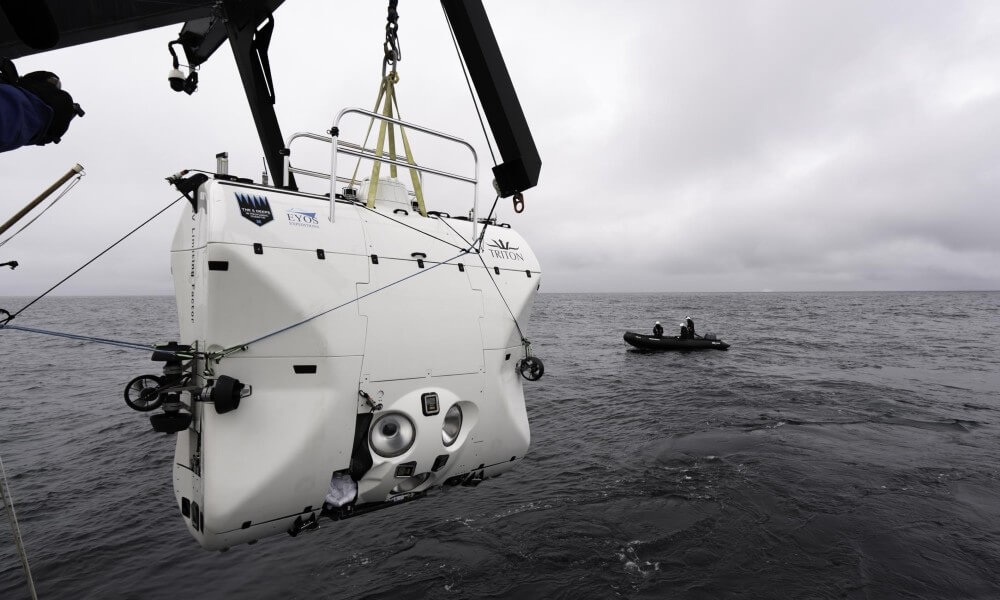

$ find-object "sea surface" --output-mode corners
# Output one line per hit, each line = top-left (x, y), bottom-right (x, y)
(1, 292), (999, 599)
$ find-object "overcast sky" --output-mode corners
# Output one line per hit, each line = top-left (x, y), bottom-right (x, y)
(2, 0), (999, 295)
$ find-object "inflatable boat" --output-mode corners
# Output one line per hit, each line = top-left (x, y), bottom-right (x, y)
(623, 331), (730, 351)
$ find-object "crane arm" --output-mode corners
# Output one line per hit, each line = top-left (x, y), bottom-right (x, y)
(0, 1), (540, 195)
(440, 0), (541, 198)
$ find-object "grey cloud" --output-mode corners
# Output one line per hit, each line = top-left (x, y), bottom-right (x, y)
(2, 0), (999, 298)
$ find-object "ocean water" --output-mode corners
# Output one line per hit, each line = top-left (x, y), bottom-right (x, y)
(1, 292), (999, 599)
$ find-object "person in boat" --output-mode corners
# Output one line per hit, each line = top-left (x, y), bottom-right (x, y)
(679, 322), (689, 339)
(652, 321), (663, 337)
(685, 316), (696, 339)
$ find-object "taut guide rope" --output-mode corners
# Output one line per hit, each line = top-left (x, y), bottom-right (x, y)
(0, 191), (528, 361)
(1, 453), (38, 600)
(0, 4), (532, 597)
(2, 0), (533, 362)
(0, 171), (84, 249)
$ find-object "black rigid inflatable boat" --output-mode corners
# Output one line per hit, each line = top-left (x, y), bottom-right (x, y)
(623, 331), (730, 351)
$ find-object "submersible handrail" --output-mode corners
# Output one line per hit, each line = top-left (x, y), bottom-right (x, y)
(284, 125), (478, 188)
(328, 108), (480, 239)
(283, 133), (378, 186)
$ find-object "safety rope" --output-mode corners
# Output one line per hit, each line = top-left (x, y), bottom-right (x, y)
(358, 202), (468, 252)
(441, 2), (498, 168)
(348, 89), (385, 188)
(0, 324), (185, 355)
(441, 4), (529, 217)
(431, 194), (498, 254)
(0, 185), (501, 362)
(0, 172), (84, 249)
(0, 222), (474, 362)
(470, 194), (531, 352)
(0, 193), (190, 361)
(0, 453), (38, 600)
(2, 195), (184, 323)
(430, 196), (530, 355)
(476, 249), (527, 342)
(214, 248), (472, 359)
(435, 213), (474, 248)
(209, 191), (509, 360)
(440, 0), (531, 353)
(474, 195), (501, 248)
(0, 0), (532, 366)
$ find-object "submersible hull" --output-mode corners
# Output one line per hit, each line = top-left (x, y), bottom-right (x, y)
(167, 178), (540, 550)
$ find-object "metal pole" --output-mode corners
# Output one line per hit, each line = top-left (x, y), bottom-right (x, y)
(472, 179), (478, 245)
(0, 164), (84, 238)
(0, 454), (38, 600)
(329, 127), (339, 223)
(281, 148), (290, 187)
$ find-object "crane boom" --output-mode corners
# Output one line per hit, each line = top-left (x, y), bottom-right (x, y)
(0, 0), (541, 194)
(441, 0), (541, 198)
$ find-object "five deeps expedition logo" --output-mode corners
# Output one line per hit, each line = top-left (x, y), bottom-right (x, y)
(236, 193), (273, 226)
(486, 239), (524, 261)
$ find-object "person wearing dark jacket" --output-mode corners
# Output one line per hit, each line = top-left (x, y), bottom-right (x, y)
(652, 321), (663, 337)
(0, 68), (79, 153)
(685, 316), (696, 339)
(679, 323), (689, 339)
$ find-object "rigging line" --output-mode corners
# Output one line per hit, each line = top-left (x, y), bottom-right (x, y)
(437, 196), (516, 345)
(0, 453), (38, 600)
(435, 215), (473, 249)
(0, 174), (84, 249)
(7, 195), (184, 321)
(219, 249), (471, 356)
(349, 78), (389, 189)
(441, 2), (498, 167)
(0, 324), (187, 356)
(466, 195), (530, 343)
(357, 203), (468, 252)
(473, 195), (501, 251)
(475, 252), (526, 342)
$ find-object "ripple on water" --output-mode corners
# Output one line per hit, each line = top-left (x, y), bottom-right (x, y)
(1, 293), (1000, 598)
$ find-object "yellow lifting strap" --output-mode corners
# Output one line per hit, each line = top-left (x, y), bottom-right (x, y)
(358, 71), (426, 216)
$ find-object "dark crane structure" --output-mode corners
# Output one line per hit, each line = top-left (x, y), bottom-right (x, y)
(0, 0), (541, 194)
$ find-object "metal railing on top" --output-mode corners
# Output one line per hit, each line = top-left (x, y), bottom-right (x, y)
(281, 108), (479, 239)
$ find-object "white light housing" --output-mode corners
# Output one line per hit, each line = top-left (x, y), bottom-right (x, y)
(441, 404), (462, 446)
(370, 413), (415, 457)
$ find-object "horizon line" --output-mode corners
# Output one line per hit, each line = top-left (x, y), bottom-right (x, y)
(2, 289), (999, 299)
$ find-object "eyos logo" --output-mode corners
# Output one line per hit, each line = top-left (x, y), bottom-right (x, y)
(486, 239), (524, 261)
(285, 208), (320, 228)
